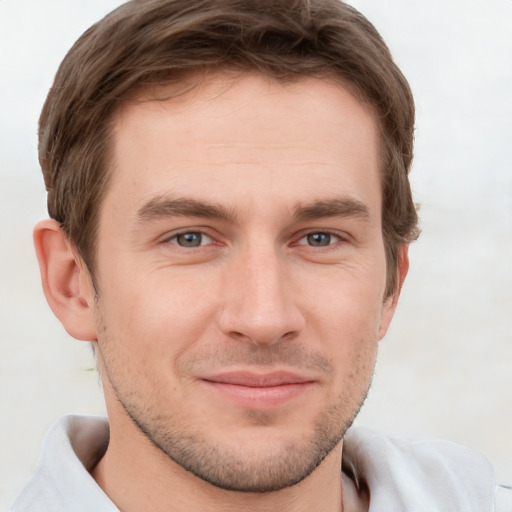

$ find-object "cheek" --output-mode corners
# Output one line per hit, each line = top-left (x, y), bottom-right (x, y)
(96, 266), (221, 364)
(303, 259), (387, 329)
(301, 260), (386, 374)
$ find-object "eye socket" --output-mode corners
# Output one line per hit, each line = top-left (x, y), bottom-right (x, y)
(168, 231), (213, 248)
(297, 232), (341, 247)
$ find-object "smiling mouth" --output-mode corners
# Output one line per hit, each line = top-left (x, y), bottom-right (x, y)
(200, 371), (316, 408)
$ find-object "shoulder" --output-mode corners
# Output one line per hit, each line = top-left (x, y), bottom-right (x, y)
(496, 484), (512, 512)
(10, 415), (116, 512)
(343, 425), (508, 512)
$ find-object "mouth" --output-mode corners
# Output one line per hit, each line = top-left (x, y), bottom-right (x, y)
(200, 371), (316, 409)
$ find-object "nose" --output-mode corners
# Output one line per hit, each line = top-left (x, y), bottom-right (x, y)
(217, 245), (305, 346)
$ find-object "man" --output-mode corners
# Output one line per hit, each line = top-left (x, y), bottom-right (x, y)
(10, 0), (511, 510)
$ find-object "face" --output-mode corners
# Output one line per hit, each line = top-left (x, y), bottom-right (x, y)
(89, 74), (398, 491)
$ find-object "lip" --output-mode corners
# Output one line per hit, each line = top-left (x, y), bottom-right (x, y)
(200, 371), (316, 409)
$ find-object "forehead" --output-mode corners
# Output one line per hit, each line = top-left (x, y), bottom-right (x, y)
(106, 73), (381, 221)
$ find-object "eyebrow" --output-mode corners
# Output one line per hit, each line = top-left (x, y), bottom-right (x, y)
(136, 195), (370, 225)
(137, 196), (239, 224)
(293, 198), (370, 222)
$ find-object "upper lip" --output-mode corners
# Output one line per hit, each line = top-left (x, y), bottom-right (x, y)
(201, 371), (315, 387)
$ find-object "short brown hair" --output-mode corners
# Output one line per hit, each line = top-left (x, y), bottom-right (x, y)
(39, 0), (419, 297)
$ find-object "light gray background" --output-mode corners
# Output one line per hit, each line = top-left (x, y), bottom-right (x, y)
(1, 1), (511, 509)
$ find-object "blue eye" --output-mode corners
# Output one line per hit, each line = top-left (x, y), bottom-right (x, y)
(299, 232), (340, 247)
(170, 232), (212, 247)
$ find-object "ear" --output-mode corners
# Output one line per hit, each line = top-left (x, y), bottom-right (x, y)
(33, 219), (97, 341)
(378, 245), (409, 340)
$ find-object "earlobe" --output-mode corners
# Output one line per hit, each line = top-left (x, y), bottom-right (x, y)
(33, 219), (97, 341)
(378, 245), (409, 340)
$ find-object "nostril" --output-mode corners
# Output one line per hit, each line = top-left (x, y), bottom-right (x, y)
(229, 331), (254, 343)
(228, 328), (299, 346)
(282, 331), (298, 341)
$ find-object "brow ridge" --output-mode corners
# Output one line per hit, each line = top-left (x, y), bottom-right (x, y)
(293, 198), (370, 222)
(136, 195), (370, 225)
(137, 196), (238, 223)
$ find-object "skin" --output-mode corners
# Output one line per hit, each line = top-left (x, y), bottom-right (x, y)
(35, 74), (408, 512)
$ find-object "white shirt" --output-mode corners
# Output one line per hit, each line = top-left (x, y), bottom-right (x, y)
(11, 415), (512, 511)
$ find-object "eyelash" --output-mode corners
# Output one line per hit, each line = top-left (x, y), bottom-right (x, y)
(296, 231), (342, 246)
(163, 229), (345, 250)
(165, 230), (214, 248)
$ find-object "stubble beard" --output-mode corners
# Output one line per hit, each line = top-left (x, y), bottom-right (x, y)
(96, 309), (375, 493)
(111, 372), (372, 493)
